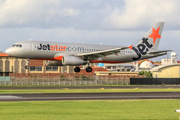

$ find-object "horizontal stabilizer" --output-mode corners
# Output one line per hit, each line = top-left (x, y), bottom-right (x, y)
(147, 50), (172, 54)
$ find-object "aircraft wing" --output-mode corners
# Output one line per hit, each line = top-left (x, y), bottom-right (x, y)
(75, 47), (129, 59)
(147, 50), (172, 54)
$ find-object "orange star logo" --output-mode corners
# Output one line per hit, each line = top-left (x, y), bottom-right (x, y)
(148, 27), (161, 45)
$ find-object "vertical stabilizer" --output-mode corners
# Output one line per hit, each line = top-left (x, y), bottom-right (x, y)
(129, 22), (165, 61)
(136, 22), (164, 49)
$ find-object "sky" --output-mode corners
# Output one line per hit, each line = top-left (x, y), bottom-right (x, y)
(0, 0), (180, 61)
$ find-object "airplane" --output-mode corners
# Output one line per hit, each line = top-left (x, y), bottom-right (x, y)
(5, 22), (171, 73)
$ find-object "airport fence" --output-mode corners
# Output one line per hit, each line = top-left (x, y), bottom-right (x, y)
(0, 73), (143, 86)
(130, 78), (180, 85)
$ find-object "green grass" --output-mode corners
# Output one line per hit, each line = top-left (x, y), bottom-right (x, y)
(1, 88), (180, 94)
(0, 85), (129, 87)
(0, 85), (178, 88)
(0, 100), (179, 120)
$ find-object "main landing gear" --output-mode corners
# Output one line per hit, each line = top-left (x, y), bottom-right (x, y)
(86, 66), (92, 72)
(74, 66), (93, 73)
(74, 66), (81, 72)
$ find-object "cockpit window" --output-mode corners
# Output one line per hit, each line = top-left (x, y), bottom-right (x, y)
(12, 44), (22, 47)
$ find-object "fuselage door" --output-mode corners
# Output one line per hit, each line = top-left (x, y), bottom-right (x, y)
(28, 42), (33, 51)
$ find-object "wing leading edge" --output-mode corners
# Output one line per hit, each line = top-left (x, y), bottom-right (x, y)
(75, 47), (129, 58)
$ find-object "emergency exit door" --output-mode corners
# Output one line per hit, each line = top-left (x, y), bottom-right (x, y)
(28, 42), (33, 51)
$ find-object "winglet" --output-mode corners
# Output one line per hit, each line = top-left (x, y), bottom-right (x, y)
(128, 45), (133, 50)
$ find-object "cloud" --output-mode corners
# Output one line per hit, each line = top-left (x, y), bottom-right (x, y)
(0, 0), (80, 28)
(0, 0), (125, 29)
(0, 0), (180, 30)
(0, 27), (145, 51)
(0, 0), (179, 61)
(103, 0), (180, 30)
(0, 27), (177, 62)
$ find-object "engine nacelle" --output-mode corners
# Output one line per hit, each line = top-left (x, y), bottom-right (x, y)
(62, 56), (87, 66)
(45, 60), (63, 66)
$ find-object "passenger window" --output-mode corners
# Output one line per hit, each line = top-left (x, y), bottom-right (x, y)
(12, 44), (22, 47)
(12, 44), (16, 47)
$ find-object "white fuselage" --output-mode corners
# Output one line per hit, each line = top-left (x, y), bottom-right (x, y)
(5, 40), (166, 64)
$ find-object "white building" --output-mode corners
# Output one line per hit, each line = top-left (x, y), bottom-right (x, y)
(161, 52), (177, 65)
(135, 61), (154, 72)
(104, 63), (135, 72)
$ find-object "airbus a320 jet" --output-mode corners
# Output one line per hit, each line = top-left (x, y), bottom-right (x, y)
(5, 22), (171, 72)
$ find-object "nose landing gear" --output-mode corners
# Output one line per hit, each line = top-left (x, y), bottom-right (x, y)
(25, 59), (30, 69)
(25, 66), (29, 69)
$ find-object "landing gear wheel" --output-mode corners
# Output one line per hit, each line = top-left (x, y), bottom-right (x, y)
(74, 67), (81, 73)
(25, 66), (29, 69)
(25, 59), (30, 69)
(86, 66), (92, 72)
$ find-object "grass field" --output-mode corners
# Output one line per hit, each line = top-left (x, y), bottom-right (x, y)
(1, 88), (180, 94)
(0, 100), (179, 120)
(0, 85), (178, 87)
(0, 85), (127, 87)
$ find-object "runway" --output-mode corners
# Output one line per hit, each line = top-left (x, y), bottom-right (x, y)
(1, 86), (180, 89)
(0, 92), (180, 101)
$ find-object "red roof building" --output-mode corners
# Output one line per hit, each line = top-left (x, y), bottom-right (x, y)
(29, 60), (44, 66)
(79, 66), (108, 74)
(0, 53), (9, 57)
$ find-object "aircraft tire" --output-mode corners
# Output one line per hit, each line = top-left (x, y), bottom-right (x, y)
(86, 66), (92, 72)
(74, 67), (80, 73)
(25, 66), (29, 69)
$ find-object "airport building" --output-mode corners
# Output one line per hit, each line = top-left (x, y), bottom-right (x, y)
(150, 52), (180, 78)
(0, 52), (74, 76)
(104, 63), (135, 72)
(2, 49), (180, 78)
(151, 63), (180, 78)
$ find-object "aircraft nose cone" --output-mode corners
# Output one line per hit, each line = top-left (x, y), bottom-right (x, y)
(5, 48), (13, 56)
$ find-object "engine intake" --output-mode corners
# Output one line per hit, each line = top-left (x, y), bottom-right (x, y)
(62, 56), (87, 66)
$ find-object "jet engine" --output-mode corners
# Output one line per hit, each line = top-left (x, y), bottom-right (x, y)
(62, 56), (87, 66)
(45, 60), (63, 66)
